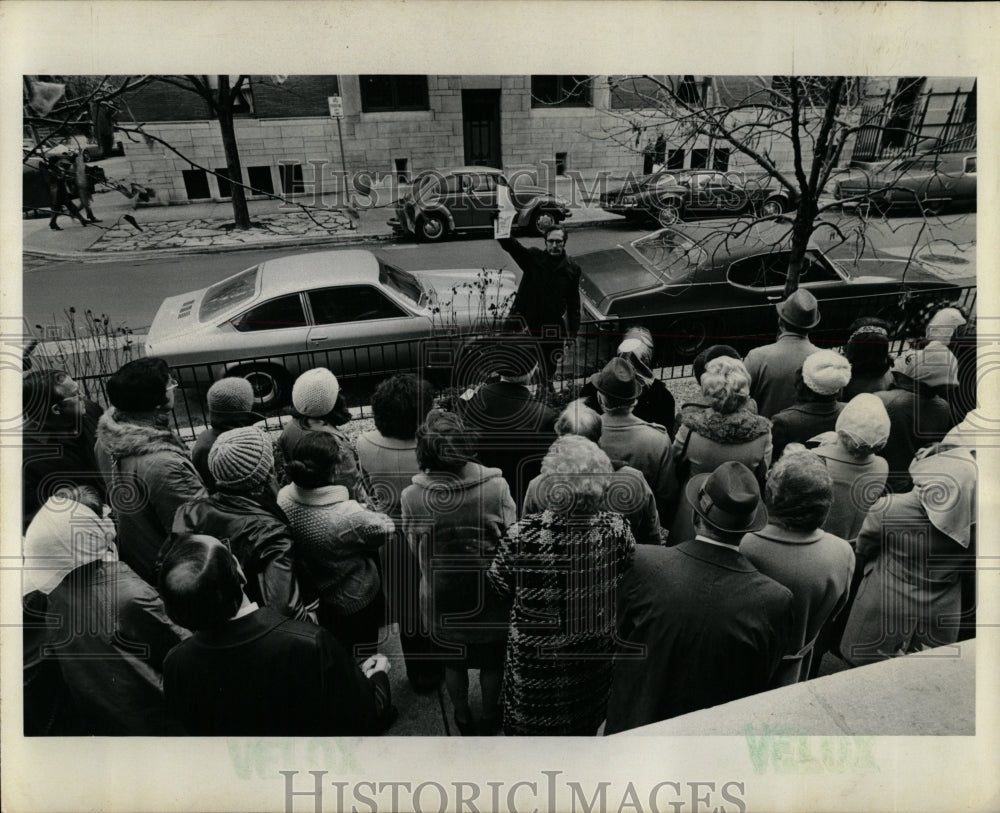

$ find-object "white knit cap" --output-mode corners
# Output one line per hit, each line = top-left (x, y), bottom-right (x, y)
(802, 350), (852, 395)
(208, 426), (274, 492)
(292, 368), (340, 417)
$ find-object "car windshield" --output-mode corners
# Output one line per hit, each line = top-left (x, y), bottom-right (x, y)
(378, 259), (425, 306)
(627, 229), (707, 282)
(199, 266), (260, 322)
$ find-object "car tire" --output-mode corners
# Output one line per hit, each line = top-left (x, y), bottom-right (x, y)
(418, 214), (448, 242)
(760, 197), (788, 217)
(228, 364), (291, 410)
(664, 315), (717, 362)
(656, 203), (683, 227)
(81, 149), (91, 162)
(530, 208), (560, 236)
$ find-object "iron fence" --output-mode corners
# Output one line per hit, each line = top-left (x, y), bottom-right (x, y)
(61, 285), (976, 443)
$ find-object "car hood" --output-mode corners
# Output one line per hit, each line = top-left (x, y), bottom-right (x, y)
(577, 247), (665, 314)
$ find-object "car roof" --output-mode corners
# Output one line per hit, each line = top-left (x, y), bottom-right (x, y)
(257, 250), (381, 299)
(635, 219), (815, 266)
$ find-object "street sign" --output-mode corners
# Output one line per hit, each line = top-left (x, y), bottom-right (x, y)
(328, 95), (344, 119)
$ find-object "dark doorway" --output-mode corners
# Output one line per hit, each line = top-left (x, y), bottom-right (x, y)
(462, 90), (501, 168)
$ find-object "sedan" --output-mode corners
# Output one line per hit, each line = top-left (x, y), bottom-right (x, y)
(145, 250), (517, 407)
(834, 153), (976, 215)
(599, 169), (796, 227)
(576, 220), (966, 363)
(388, 166), (572, 241)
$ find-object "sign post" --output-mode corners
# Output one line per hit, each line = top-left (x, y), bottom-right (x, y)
(328, 95), (347, 175)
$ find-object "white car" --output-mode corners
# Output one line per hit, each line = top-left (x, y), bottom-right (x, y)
(145, 250), (517, 407)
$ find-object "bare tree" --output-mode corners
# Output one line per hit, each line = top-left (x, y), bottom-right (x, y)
(597, 75), (975, 296)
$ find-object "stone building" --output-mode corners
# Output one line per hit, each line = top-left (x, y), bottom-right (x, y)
(114, 75), (971, 205)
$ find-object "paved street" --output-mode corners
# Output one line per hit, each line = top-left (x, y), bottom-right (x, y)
(22, 203), (976, 334)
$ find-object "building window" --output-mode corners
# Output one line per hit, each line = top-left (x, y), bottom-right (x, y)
(666, 149), (685, 170)
(690, 148), (710, 169)
(771, 76), (859, 107)
(360, 75), (429, 113)
(214, 168), (238, 198)
(247, 166), (274, 195)
(279, 163), (305, 194)
(713, 148), (731, 171)
(531, 76), (592, 108)
(182, 169), (211, 200)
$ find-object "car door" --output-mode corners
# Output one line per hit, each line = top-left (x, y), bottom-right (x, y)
(685, 172), (734, 216)
(224, 293), (312, 359)
(452, 172), (497, 230)
(305, 285), (431, 377)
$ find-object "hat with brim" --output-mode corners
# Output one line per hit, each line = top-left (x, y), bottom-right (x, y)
(685, 461), (768, 534)
(593, 357), (642, 400)
(776, 288), (821, 330)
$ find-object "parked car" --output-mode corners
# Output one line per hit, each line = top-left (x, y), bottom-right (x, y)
(575, 220), (967, 363)
(599, 169), (796, 227)
(834, 153), (977, 214)
(388, 166), (572, 241)
(23, 133), (124, 162)
(145, 250), (517, 407)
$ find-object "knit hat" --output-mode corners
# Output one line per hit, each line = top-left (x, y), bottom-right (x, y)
(207, 377), (259, 422)
(925, 307), (967, 343)
(292, 368), (341, 418)
(892, 341), (959, 388)
(836, 393), (890, 448)
(208, 426), (274, 493)
(802, 350), (852, 395)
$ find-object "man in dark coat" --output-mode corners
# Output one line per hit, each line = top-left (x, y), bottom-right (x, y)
(457, 340), (557, 511)
(22, 368), (106, 532)
(173, 426), (311, 622)
(497, 226), (582, 387)
(769, 350), (851, 460)
(605, 461), (793, 734)
(158, 533), (396, 736)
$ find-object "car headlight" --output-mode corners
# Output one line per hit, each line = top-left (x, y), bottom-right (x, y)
(622, 195), (637, 206)
(554, 196), (570, 207)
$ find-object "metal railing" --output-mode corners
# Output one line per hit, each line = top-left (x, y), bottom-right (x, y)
(62, 284), (977, 442)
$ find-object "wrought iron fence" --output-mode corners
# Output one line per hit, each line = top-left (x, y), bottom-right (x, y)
(58, 284), (977, 443)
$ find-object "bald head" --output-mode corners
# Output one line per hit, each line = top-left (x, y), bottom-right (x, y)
(157, 534), (244, 631)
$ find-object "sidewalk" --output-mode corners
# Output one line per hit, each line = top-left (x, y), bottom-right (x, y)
(22, 175), (620, 262)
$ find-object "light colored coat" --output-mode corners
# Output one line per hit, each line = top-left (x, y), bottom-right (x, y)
(744, 332), (820, 418)
(599, 412), (675, 525)
(740, 523), (855, 684)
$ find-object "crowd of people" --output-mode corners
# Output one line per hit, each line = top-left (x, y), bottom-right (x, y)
(21, 284), (978, 737)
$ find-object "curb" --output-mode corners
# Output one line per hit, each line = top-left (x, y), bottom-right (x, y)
(22, 213), (623, 264)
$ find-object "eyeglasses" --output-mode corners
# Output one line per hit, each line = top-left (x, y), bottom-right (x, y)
(545, 238), (565, 245)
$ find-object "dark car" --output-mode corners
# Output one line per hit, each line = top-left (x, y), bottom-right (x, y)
(599, 169), (796, 227)
(388, 166), (572, 241)
(834, 153), (977, 215)
(576, 220), (967, 363)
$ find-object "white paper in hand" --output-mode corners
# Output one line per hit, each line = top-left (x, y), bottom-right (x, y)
(494, 177), (516, 239)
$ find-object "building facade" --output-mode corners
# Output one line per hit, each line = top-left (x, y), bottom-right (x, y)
(115, 75), (972, 205)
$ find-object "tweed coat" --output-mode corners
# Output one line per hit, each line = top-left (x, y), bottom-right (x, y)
(744, 332), (820, 419)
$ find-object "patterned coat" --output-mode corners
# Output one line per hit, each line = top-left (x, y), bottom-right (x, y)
(487, 510), (635, 735)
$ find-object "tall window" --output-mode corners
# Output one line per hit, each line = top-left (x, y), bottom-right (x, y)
(531, 76), (592, 108)
(360, 76), (429, 113)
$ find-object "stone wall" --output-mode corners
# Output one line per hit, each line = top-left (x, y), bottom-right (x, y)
(122, 75), (862, 204)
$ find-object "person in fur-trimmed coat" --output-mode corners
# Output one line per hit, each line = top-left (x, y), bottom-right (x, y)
(94, 359), (206, 585)
(668, 356), (772, 545)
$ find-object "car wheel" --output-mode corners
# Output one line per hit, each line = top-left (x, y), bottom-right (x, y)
(657, 203), (682, 227)
(665, 315), (717, 362)
(530, 208), (560, 236)
(760, 197), (788, 217)
(228, 364), (291, 410)
(81, 149), (91, 162)
(418, 214), (448, 242)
